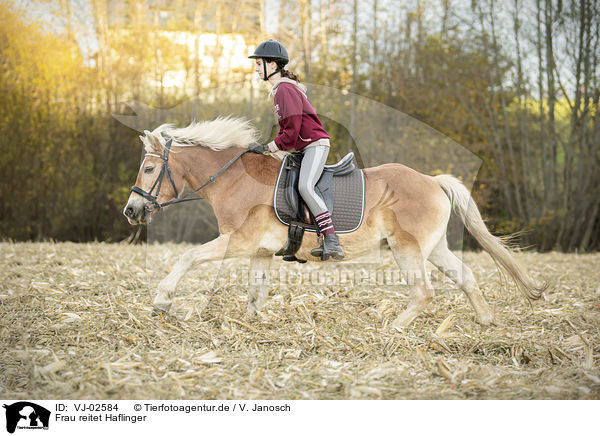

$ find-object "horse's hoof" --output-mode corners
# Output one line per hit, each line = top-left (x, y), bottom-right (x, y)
(476, 315), (497, 327)
(152, 304), (171, 316)
(390, 324), (406, 333)
(390, 317), (412, 331)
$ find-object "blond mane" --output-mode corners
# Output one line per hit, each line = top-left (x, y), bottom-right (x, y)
(141, 116), (257, 152)
(141, 116), (287, 160)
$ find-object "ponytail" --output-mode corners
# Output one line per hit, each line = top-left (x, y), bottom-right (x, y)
(281, 69), (300, 81)
(276, 61), (300, 82)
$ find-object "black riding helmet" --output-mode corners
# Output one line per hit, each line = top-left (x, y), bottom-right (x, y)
(249, 40), (289, 81)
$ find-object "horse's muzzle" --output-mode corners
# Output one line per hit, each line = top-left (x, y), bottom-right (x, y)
(123, 197), (151, 225)
(124, 205), (137, 220)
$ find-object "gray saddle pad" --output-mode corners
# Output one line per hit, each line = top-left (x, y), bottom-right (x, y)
(273, 156), (366, 233)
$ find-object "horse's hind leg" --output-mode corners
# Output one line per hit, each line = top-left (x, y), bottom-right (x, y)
(387, 234), (434, 329)
(153, 234), (231, 314)
(428, 237), (495, 326)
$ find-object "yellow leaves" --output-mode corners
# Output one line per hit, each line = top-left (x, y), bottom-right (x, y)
(0, 3), (85, 96)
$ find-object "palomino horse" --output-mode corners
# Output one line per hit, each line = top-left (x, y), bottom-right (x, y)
(123, 117), (546, 329)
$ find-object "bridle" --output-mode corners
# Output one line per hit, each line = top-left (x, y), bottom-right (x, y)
(130, 136), (249, 209)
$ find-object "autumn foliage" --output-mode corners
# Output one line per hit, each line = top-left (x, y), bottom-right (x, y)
(0, 1), (598, 251)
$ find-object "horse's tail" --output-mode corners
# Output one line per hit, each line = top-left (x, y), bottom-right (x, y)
(434, 175), (547, 301)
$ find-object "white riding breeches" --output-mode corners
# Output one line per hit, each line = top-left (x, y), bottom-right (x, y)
(297, 142), (330, 216)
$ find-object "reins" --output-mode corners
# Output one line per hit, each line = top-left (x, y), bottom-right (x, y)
(130, 137), (250, 209)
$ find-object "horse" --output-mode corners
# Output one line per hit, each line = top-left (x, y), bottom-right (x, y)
(123, 117), (546, 329)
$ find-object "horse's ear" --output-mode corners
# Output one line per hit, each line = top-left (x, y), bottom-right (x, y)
(144, 131), (162, 153)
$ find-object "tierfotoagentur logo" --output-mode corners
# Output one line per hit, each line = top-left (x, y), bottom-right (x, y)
(3, 402), (50, 433)
(231, 264), (453, 288)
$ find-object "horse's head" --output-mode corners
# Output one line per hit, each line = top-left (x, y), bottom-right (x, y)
(123, 130), (184, 225)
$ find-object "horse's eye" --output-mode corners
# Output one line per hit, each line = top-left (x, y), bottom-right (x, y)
(144, 166), (155, 174)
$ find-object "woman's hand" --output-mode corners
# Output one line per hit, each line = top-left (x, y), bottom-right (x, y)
(248, 142), (268, 154)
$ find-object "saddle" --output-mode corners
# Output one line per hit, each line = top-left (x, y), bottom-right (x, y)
(273, 152), (365, 262)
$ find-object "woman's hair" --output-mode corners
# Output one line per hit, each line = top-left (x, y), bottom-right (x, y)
(276, 60), (299, 82)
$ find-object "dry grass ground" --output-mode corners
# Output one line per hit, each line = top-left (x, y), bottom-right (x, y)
(0, 242), (598, 400)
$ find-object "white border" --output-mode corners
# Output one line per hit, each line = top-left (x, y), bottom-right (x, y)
(0, 400), (596, 436)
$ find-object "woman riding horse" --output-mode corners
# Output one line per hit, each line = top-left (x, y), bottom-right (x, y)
(247, 40), (344, 261)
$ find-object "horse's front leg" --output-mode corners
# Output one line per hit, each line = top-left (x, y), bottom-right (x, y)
(153, 234), (230, 314)
(246, 249), (274, 318)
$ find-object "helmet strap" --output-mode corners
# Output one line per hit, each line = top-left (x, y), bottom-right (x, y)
(266, 67), (282, 80)
(262, 59), (282, 81)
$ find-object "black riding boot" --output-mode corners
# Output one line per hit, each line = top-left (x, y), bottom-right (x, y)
(312, 233), (344, 261)
(275, 222), (305, 256)
(276, 222), (307, 263)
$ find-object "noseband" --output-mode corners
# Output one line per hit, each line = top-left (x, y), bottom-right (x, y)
(130, 136), (249, 209)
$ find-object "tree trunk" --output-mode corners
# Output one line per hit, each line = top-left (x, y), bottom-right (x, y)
(349, 0), (358, 159)
(194, 2), (202, 97)
(371, 0), (378, 96)
(513, 0), (534, 223)
(300, 0), (312, 82)
(320, 0), (329, 83)
(490, 0), (526, 222)
(476, 2), (515, 218)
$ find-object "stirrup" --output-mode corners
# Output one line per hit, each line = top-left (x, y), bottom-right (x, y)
(283, 254), (307, 263)
(310, 235), (324, 258)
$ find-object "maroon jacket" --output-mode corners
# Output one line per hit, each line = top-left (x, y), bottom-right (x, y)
(269, 80), (330, 152)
